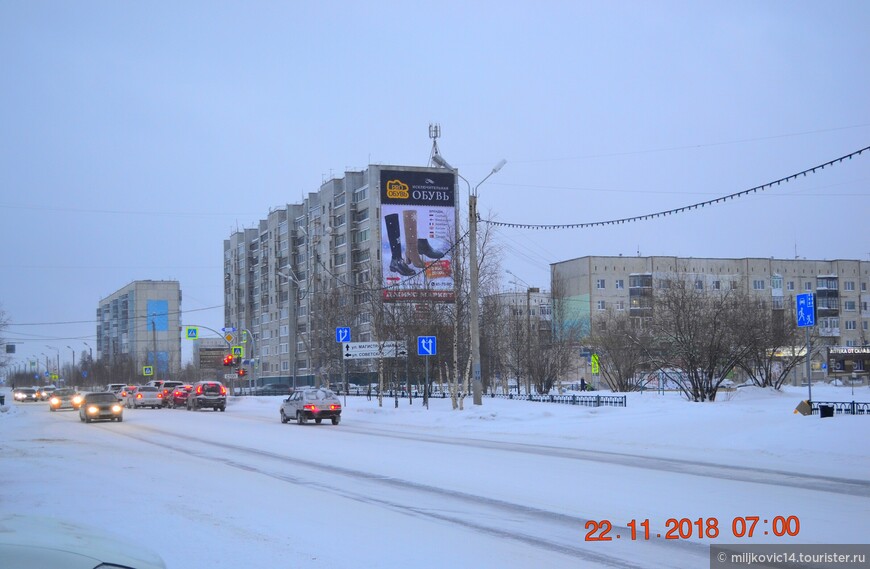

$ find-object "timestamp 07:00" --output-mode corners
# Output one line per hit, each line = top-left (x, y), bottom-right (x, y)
(585, 516), (801, 541)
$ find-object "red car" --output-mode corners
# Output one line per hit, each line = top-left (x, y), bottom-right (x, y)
(169, 385), (194, 408)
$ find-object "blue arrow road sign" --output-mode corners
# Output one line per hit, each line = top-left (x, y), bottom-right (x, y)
(418, 336), (437, 356)
(335, 327), (351, 343)
(796, 293), (815, 327)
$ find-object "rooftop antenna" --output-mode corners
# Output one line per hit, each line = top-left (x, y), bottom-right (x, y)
(428, 122), (441, 166)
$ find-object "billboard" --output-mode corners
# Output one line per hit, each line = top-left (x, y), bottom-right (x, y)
(380, 169), (456, 302)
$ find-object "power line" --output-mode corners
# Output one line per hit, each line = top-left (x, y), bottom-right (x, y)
(6, 304), (223, 327)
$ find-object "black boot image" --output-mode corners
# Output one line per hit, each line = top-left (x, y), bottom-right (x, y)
(384, 213), (416, 276)
(418, 239), (446, 260)
(402, 210), (425, 268)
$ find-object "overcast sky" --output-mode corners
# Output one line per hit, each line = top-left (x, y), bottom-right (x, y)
(1, 1), (868, 369)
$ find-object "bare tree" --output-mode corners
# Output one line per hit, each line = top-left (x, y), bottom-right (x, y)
(589, 308), (653, 392)
(648, 277), (750, 402)
(735, 295), (821, 389)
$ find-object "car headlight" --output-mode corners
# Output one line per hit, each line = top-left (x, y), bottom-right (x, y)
(86, 406), (99, 414)
(111, 405), (122, 413)
(72, 395), (83, 405)
(49, 397), (60, 406)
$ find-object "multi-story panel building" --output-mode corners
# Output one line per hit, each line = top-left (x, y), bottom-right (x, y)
(224, 165), (455, 388)
(96, 280), (182, 379)
(552, 256), (870, 382)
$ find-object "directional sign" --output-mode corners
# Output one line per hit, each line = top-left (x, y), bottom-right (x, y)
(417, 336), (436, 356)
(336, 327), (351, 343)
(796, 293), (816, 327)
(224, 373), (239, 380)
(143, 366), (154, 376)
(342, 341), (407, 359)
(185, 326), (199, 340)
(232, 345), (245, 358)
(222, 327), (237, 333)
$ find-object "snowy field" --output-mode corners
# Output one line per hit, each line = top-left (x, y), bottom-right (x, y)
(1, 383), (868, 568)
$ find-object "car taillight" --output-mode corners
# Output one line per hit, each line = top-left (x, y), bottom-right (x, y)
(157, 392), (163, 399)
(303, 404), (318, 411)
(220, 386), (227, 395)
(329, 404), (340, 410)
(136, 393), (143, 399)
(196, 385), (203, 394)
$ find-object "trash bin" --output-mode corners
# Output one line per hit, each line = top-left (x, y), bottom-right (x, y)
(819, 404), (834, 418)
(0, 395), (5, 405)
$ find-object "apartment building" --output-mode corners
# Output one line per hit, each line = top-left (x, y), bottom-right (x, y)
(224, 165), (457, 387)
(552, 256), (870, 381)
(96, 280), (182, 379)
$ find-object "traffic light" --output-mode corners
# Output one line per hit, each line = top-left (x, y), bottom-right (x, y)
(238, 368), (247, 377)
(223, 354), (234, 367)
(234, 356), (241, 367)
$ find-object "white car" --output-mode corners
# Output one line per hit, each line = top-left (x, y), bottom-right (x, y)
(126, 385), (163, 409)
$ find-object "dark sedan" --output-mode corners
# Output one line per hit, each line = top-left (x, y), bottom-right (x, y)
(79, 392), (124, 423)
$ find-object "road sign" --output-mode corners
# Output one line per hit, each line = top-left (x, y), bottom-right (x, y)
(417, 336), (436, 356)
(232, 345), (245, 358)
(796, 293), (816, 327)
(185, 326), (199, 340)
(82, 370), (88, 378)
(342, 341), (407, 359)
(224, 373), (239, 380)
(224, 333), (236, 343)
(143, 366), (154, 376)
(222, 327), (237, 333)
(336, 327), (351, 343)
(591, 354), (600, 375)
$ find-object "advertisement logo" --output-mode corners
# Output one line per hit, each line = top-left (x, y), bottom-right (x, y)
(386, 179), (409, 200)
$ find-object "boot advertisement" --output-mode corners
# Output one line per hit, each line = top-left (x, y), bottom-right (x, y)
(380, 169), (456, 302)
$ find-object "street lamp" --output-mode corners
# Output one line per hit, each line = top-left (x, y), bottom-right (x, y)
(507, 270), (534, 396)
(277, 268), (303, 389)
(66, 345), (75, 385)
(83, 341), (93, 360)
(45, 346), (59, 378)
(432, 154), (507, 405)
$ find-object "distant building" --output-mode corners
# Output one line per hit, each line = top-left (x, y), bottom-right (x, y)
(96, 280), (182, 379)
(552, 256), (870, 381)
(193, 337), (228, 381)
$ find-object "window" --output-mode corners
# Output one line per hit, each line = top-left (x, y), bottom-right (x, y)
(353, 228), (370, 243)
(334, 233), (346, 246)
(804, 282), (812, 291)
(281, 361), (290, 371)
(353, 186), (368, 203)
(712, 281), (721, 290)
(845, 320), (857, 330)
(844, 300), (856, 311)
(731, 281), (738, 290)
(353, 208), (369, 223)
(844, 281), (855, 291)
(772, 297), (784, 310)
(334, 213), (346, 227)
(863, 282), (867, 292)
(280, 325), (289, 337)
(334, 193), (346, 207)
(334, 253), (346, 266)
(787, 281), (795, 291)
(753, 279), (765, 290)
(771, 275), (783, 289)
(695, 279), (704, 290)
(615, 279), (624, 289)
(597, 300), (606, 311)
(864, 322), (868, 331)
(281, 343), (288, 354)
(596, 279), (606, 289)
(615, 300), (625, 311)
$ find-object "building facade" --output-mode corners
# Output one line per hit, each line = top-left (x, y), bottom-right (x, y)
(552, 256), (870, 381)
(223, 165), (456, 388)
(96, 280), (182, 379)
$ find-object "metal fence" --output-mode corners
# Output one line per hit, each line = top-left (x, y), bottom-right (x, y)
(810, 400), (870, 415)
(489, 393), (627, 408)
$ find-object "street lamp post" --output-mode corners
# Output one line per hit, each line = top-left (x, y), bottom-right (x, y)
(507, 270), (533, 396)
(277, 268), (303, 390)
(45, 346), (59, 381)
(66, 345), (75, 386)
(83, 341), (93, 360)
(432, 154), (507, 405)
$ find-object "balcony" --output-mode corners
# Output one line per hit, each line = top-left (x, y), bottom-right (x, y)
(818, 327), (840, 337)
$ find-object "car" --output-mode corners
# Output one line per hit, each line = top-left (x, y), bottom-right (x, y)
(0, 513), (166, 569)
(169, 384), (193, 408)
(117, 385), (138, 401)
(37, 385), (57, 400)
(106, 383), (127, 394)
(12, 388), (39, 402)
(152, 380), (184, 406)
(79, 392), (124, 423)
(280, 387), (341, 425)
(48, 388), (84, 411)
(187, 381), (227, 412)
(126, 385), (163, 409)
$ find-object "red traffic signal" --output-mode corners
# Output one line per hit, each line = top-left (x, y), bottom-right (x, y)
(223, 354), (234, 366)
(238, 368), (247, 377)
